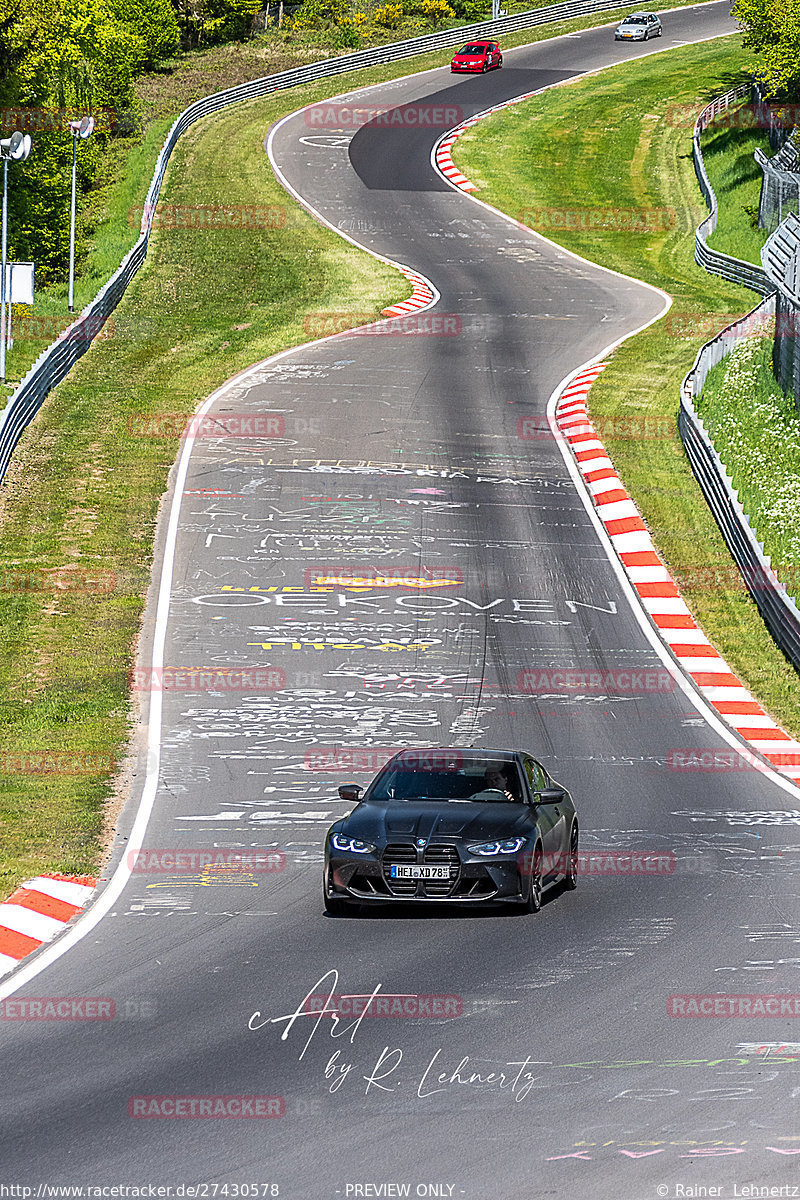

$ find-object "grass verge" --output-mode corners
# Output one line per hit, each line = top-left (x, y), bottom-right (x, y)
(0, 83), (408, 900)
(702, 101), (770, 264)
(454, 32), (800, 735)
(696, 336), (800, 597)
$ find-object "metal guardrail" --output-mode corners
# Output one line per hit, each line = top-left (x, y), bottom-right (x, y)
(755, 140), (800, 233)
(682, 90), (800, 672)
(680, 293), (800, 674)
(750, 81), (798, 232)
(0, 0), (652, 483)
(753, 80), (793, 153)
(761, 210), (800, 399)
(762, 209), (800, 305)
(692, 83), (774, 296)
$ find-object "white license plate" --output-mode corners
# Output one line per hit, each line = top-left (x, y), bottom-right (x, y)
(390, 864), (451, 880)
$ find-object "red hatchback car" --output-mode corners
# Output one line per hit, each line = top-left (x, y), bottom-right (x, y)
(450, 41), (503, 72)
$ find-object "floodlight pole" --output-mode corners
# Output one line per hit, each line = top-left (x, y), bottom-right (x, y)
(1, 157), (8, 382)
(68, 131), (77, 312)
(68, 117), (93, 313)
(0, 131), (32, 382)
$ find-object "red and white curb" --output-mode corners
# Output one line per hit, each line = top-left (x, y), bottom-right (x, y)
(557, 365), (800, 783)
(0, 874), (97, 977)
(435, 126), (479, 191)
(381, 266), (435, 317)
(434, 90), (547, 193)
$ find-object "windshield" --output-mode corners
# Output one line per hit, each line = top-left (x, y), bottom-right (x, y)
(368, 752), (523, 803)
(621, 15), (645, 22)
(458, 44), (487, 54)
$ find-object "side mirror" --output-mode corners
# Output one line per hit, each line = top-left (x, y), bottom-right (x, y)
(338, 782), (362, 802)
(536, 787), (565, 804)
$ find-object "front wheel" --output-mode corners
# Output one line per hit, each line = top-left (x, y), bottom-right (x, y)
(521, 846), (543, 913)
(564, 824), (579, 891)
(324, 890), (352, 915)
(324, 873), (353, 915)
(657, 26), (662, 35)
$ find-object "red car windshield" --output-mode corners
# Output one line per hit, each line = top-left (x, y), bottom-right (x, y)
(458, 44), (487, 54)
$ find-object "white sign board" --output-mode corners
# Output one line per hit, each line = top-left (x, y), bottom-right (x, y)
(4, 261), (34, 305)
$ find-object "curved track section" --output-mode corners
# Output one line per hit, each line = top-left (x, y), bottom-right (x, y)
(4, 6), (800, 1198)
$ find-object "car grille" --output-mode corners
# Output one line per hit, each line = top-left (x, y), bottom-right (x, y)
(382, 842), (460, 898)
(422, 844), (460, 896)
(382, 843), (418, 897)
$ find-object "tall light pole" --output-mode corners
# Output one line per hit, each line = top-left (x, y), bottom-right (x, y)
(0, 130), (32, 383)
(68, 115), (94, 313)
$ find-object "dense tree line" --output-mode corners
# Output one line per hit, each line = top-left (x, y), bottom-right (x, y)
(733, 0), (800, 99)
(0, 0), (260, 286)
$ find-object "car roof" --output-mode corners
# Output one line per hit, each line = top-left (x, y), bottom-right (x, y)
(383, 747), (530, 764)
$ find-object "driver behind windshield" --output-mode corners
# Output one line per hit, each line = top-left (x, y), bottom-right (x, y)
(481, 764), (517, 802)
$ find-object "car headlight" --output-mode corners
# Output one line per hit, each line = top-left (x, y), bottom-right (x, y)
(330, 833), (376, 854)
(467, 837), (526, 856)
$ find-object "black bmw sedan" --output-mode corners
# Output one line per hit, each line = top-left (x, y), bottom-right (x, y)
(323, 748), (578, 915)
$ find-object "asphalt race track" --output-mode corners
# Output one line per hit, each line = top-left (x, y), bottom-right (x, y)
(4, 4), (800, 1196)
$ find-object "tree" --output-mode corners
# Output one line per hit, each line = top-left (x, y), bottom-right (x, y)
(107, 0), (180, 71)
(290, 0), (350, 30)
(0, 0), (253, 283)
(0, 0), (34, 86)
(373, 2), (402, 28)
(420, 0), (453, 23)
(1, 0), (147, 283)
(732, 0), (800, 98)
(172, 0), (260, 48)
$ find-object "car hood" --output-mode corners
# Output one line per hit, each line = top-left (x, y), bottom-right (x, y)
(339, 800), (531, 843)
